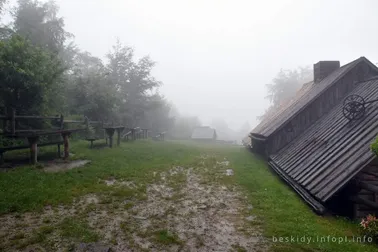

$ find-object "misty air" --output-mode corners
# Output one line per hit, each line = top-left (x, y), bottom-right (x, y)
(0, 0), (378, 251)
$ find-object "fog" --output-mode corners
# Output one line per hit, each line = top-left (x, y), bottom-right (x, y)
(3, 0), (378, 133)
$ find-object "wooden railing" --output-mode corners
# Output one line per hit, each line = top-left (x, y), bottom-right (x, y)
(122, 127), (150, 141)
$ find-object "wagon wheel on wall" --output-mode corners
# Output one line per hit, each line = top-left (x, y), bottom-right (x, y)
(342, 94), (366, 121)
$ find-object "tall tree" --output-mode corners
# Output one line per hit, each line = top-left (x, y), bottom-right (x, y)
(0, 35), (64, 115)
(12, 0), (72, 54)
(258, 66), (312, 121)
(140, 94), (175, 135)
(106, 40), (161, 126)
(65, 51), (118, 121)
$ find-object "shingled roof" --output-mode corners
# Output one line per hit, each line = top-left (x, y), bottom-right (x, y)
(251, 57), (376, 137)
(269, 77), (378, 213)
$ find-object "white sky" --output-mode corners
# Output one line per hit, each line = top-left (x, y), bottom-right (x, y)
(3, 0), (378, 130)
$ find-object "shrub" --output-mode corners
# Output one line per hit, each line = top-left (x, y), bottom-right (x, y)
(372, 136), (378, 156)
(360, 214), (378, 241)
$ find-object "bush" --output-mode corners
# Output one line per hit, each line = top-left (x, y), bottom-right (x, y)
(360, 214), (378, 241)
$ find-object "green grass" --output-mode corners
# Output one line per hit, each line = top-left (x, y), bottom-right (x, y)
(59, 217), (99, 242)
(0, 140), (377, 252)
(0, 140), (200, 213)
(153, 229), (182, 245)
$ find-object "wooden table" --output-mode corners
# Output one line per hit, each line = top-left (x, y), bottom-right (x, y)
(103, 126), (125, 147)
(1, 128), (85, 164)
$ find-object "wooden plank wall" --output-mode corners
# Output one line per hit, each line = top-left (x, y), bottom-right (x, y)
(267, 61), (378, 155)
(353, 158), (378, 219)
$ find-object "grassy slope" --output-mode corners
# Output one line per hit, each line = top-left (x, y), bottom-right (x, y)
(0, 140), (377, 252)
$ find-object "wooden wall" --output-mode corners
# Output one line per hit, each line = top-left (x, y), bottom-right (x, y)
(266, 61), (378, 155)
(353, 158), (378, 219)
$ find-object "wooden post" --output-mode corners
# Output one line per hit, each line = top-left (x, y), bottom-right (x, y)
(27, 136), (39, 165)
(59, 114), (64, 130)
(0, 153), (4, 165)
(2, 119), (5, 133)
(62, 133), (71, 159)
(11, 108), (16, 135)
(116, 127), (124, 146)
(57, 144), (61, 158)
(105, 128), (115, 148)
(131, 128), (135, 141)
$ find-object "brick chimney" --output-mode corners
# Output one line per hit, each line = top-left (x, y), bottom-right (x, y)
(313, 61), (340, 82)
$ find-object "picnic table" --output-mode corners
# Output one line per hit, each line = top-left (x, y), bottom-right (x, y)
(103, 126), (125, 148)
(0, 129), (85, 165)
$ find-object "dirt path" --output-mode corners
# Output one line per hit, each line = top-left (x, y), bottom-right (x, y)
(0, 155), (267, 251)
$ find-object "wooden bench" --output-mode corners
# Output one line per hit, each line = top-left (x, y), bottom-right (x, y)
(0, 141), (63, 165)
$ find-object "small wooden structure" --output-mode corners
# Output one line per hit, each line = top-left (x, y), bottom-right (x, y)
(191, 126), (217, 142)
(246, 56), (378, 218)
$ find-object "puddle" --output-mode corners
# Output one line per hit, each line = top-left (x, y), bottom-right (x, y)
(226, 169), (234, 176)
(218, 160), (230, 166)
(43, 160), (91, 172)
(0, 156), (265, 252)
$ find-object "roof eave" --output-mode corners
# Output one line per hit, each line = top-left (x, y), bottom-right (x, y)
(268, 159), (327, 214)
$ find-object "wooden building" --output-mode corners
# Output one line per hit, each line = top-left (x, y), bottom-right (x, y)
(247, 57), (378, 218)
(191, 126), (217, 142)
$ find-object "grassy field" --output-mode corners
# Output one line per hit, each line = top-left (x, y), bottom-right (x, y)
(0, 140), (377, 251)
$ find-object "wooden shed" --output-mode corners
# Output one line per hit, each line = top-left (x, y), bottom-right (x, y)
(191, 126), (217, 142)
(248, 57), (378, 218)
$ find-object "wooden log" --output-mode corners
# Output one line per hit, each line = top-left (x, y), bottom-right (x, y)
(350, 196), (378, 209)
(27, 136), (39, 165)
(359, 181), (378, 194)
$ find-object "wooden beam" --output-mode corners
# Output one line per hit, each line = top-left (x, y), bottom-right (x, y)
(15, 116), (60, 120)
(11, 109), (15, 135)
(361, 171), (378, 178)
(359, 181), (378, 194)
(350, 196), (378, 209)
(59, 115), (64, 130)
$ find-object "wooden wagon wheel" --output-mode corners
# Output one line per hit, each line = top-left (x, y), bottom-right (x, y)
(343, 94), (365, 106)
(342, 100), (366, 121)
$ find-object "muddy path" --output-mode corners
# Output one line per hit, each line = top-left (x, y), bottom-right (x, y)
(0, 155), (267, 252)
